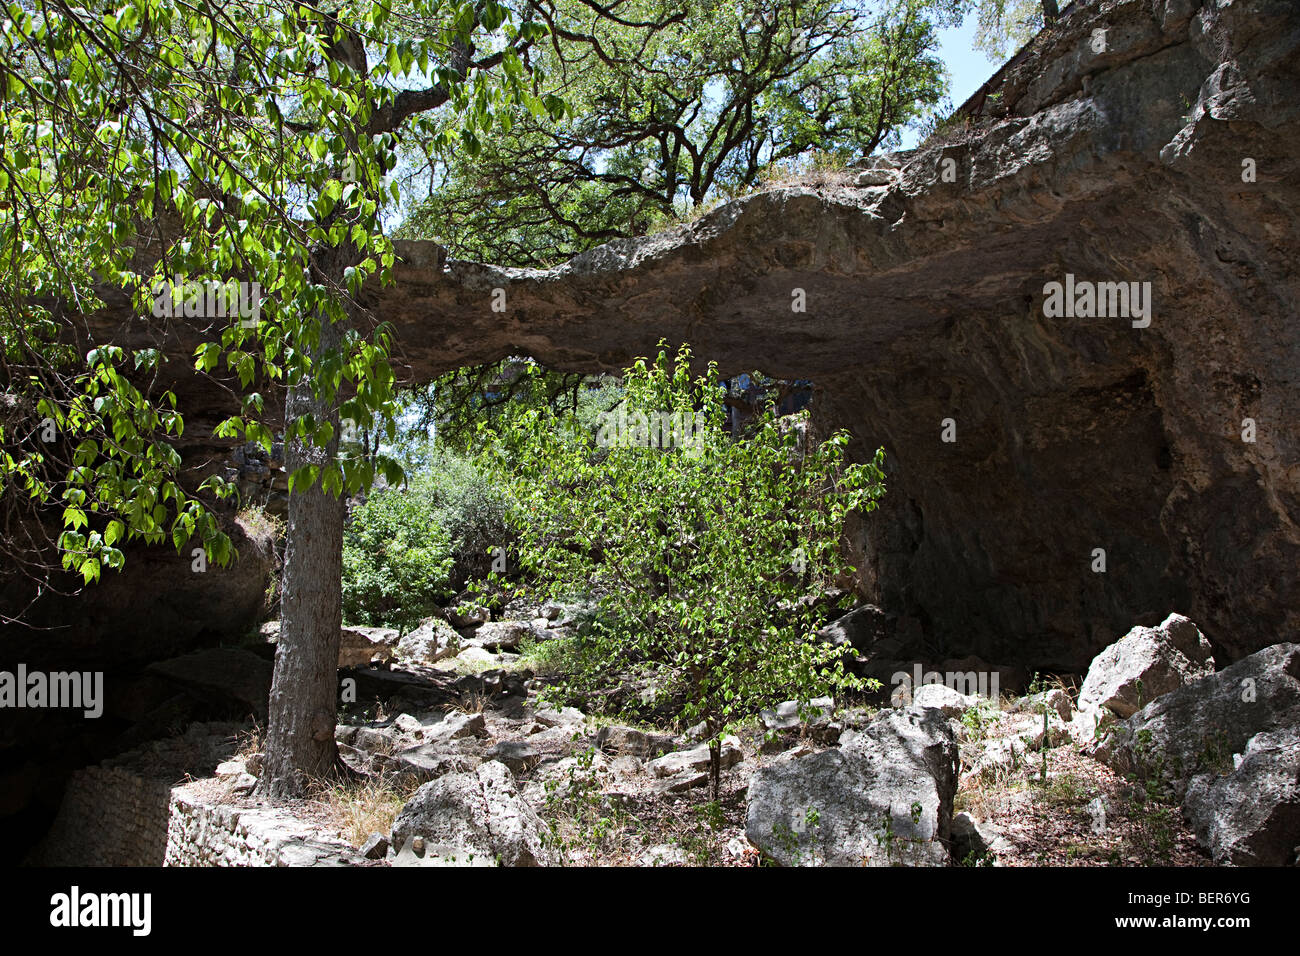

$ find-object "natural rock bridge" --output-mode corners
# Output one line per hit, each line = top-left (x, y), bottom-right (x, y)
(19, 0), (1300, 674)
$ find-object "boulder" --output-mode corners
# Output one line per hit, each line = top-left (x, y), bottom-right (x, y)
(1183, 729), (1300, 867)
(1093, 643), (1300, 866)
(395, 617), (462, 663)
(950, 812), (1009, 862)
(532, 706), (587, 731)
(910, 684), (977, 717)
(651, 771), (711, 795)
(392, 713), (423, 735)
(595, 724), (676, 759)
(816, 604), (892, 663)
(468, 620), (538, 653)
(855, 168), (899, 187)
(484, 740), (543, 775)
(360, 833), (389, 860)
(1077, 613), (1215, 719)
(422, 711), (488, 746)
(391, 761), (557, 866)
(1010, 688), (1073, 723)
(447, 604), (489, 628)
(647, 739), (743, 779)
(454, 670), (528, 706)
(346, 725), (407, 754)
(391, 836), (495, 867)
(383, 748), (481, 785)
(760, 697), (834, 732)
(526, 752), (616, 800)
(640, 844), (689, 866)
(338, 626), (397, 669)
(745, 708), (958, 866)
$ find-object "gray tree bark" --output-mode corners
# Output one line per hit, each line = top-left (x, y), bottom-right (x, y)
(259, 298), (346, 799)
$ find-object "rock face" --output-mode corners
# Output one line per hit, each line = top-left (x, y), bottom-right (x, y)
(390, 760), (557, 866)
(1093, 642), (1300, 865)
(394, 617), (461, 663)
(3, 511), (277, 670)
(62, 0), (1300, 670)
(144, 648), (273, 721)
(745, 708), (959, 866)
(337, 627), (397, 668)
(1077, 612), (1215, 718)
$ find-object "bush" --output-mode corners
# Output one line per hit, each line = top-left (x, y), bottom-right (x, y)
(482, 342), (886, 797)
(421, 447), (512, 585)
(342, 483), (455, 632)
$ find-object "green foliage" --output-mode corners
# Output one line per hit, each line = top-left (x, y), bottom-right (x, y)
(481, 341), (886, 789)
(398, 0), (957, 264)
(540, 745), (624, 859)
(0, 0), (553, 593)
(1039, 772), (1089, 806)
(421, 445), (513, 580)
(341, 443), (513, 628)
(769, 807), (823, 866)
(1122, 775), (1180, 863)
(342, 484), (456, 632)
(966, 0), (1049, 60)
(409, 359), (623, 457)
(960, 703), (995, 740)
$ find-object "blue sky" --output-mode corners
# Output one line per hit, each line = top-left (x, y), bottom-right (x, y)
(896, 13), (1000, 150)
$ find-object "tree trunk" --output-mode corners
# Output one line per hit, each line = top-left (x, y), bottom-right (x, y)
(1042, 0), (1060, 23)
(709, 736), (721, 801)
(259, 306), (345, 799)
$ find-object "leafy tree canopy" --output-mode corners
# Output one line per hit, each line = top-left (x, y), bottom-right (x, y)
(397, 0), (963, 264)
(0, 0), (555, 604)
(966, 0), (1054, 61)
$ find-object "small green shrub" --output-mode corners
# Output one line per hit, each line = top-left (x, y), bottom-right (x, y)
(421, 447), (513, 585)
(484, 342), (886, 798)
(342, 484), (455, 631)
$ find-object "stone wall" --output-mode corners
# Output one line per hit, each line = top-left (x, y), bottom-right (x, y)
(29, 722), (366, 867)
(163, 784), (366, 867)
(32, 765), (173, 866)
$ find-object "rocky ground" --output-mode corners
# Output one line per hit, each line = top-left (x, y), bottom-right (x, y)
(191, 606), (1297, 866)
(952, 709), (1207, 867)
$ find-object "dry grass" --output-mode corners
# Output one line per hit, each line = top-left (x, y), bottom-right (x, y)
(537, 768), (755, 867)
(756, 151), (857, 191)
(313, 776), (416, 847)
(957, 756), (1030, 820)
(638, 151), (858, 240)
(236, 505), (284, 541)
(451, 691), (489, 715)
(232, 723), (264, 760)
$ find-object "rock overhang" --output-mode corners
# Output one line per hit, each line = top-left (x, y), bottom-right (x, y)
(20, 0), (1300, 671)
